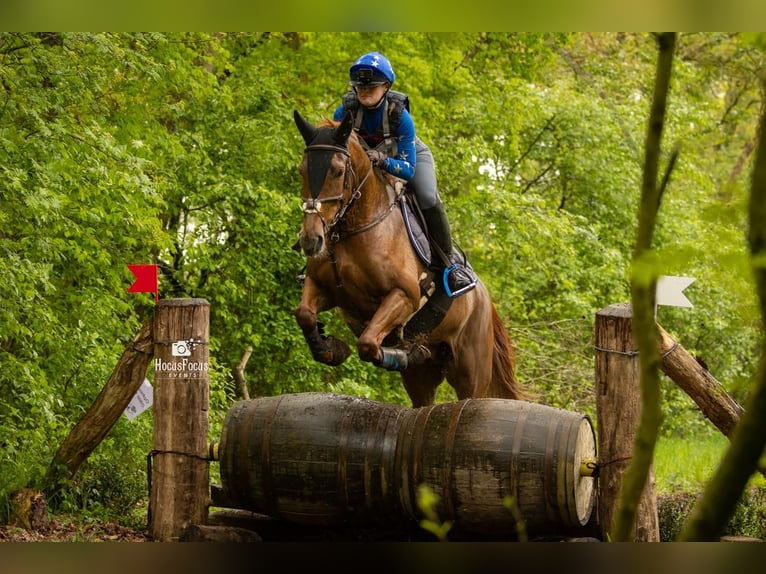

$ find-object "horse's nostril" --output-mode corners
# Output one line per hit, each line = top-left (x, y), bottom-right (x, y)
(300, 233), (324, 256)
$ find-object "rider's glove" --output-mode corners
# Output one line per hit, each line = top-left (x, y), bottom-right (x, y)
(366, 149), (388, 168)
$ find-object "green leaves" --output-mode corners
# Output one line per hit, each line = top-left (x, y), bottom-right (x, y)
(1, 33), (764, 524)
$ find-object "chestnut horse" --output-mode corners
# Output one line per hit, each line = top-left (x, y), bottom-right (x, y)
(292, 110), (521, 407)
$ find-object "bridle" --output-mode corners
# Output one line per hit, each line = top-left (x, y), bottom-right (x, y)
(301, 141), (383, 243)
(301, 137), (402, 289)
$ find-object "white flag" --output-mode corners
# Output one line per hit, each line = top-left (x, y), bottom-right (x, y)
(656, 276), (695, 308)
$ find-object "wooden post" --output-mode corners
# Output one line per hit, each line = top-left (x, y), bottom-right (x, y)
(595, 303), (659, 542)
(149, 298), (210, 541)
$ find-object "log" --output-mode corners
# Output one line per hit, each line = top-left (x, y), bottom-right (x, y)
(658, 325), (766, 478)
(207, 508), (315, 540)
(46, 319), (154, 487)
(179, 524), (262, 542)
(206, 508), (426, 542)
(595, 304), (660, 542)
(149, 299), (210, 542)
(657, 324), (745, 437)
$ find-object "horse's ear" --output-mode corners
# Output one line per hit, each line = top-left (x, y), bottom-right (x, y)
(294, 110), (316, 145)
(333, 111), (354, 145)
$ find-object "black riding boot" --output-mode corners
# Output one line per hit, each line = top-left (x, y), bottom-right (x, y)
(421, 203), (477, 297)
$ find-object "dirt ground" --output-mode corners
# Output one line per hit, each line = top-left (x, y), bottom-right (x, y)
(0, 518), (150, 542)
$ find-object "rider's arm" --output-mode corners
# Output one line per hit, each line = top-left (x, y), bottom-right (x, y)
(382, 109), (416, 180)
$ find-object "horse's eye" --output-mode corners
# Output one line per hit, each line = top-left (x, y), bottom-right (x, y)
(333, 167), (344, 178)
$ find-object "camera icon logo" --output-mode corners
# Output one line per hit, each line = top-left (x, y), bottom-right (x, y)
(171, 340), (192, 357)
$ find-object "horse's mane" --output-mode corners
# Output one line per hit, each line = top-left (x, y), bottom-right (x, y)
(317, 117), (365, 156)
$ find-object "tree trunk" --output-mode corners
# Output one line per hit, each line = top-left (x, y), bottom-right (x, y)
(45, 319), (154, 489)
(9, 488), (49, 531)
(232, 345), (252, 400)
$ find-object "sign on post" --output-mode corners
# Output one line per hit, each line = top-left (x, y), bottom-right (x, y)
(124, 378), (153, 420)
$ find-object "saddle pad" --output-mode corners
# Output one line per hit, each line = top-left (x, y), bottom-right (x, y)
(400, 193), (432, 266)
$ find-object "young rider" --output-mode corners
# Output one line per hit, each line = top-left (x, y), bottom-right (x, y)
(333, 51), (477, 298)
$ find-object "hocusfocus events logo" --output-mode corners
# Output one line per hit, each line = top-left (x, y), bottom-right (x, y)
(155, 339), (209, 378)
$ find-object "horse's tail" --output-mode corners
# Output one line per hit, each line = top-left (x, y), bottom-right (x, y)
(490, 304), (524, 400)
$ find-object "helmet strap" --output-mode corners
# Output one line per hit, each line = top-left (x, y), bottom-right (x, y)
(353, 85), (390, 110)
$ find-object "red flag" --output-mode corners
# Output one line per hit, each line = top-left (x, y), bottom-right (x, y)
(127, 264), (158, 303)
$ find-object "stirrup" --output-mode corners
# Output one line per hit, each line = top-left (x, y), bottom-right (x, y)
(443, 264), (477, 298)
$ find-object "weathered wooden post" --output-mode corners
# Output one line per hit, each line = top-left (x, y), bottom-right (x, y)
(595, 303), (659, 542)
(149, 298), (210, 541)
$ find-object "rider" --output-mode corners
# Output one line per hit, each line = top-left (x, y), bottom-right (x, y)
(333, 51), (477, 298)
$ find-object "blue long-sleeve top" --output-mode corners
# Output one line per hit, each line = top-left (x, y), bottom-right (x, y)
(333, 100), (417, 180)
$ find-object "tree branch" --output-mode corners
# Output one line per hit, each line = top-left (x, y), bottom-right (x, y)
(612, 32), (676, 542)
(232, 345), (253, 400)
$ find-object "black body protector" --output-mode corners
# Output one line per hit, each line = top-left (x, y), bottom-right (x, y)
(341, 90), (410, 156)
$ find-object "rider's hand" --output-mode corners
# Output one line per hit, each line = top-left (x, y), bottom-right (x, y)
(366, 149), (388, 167)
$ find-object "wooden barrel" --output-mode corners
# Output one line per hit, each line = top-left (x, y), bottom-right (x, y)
(217, 393), (596, 537)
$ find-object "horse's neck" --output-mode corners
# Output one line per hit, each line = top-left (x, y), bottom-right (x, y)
(345, 159), (395, 225)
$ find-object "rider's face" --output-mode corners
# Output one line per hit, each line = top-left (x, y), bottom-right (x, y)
(356, 84), (389, 108)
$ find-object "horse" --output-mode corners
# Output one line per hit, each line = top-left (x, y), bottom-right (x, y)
(292, 110), (522, 407)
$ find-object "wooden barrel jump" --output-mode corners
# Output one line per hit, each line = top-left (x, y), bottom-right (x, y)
(215, 392), (596, 538)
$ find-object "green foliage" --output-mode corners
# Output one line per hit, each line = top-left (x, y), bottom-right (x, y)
(658, 488), (766, 541)
(415, 484), (452, 542)
(502, 496), (528, 542)
(0, 32), (763, 526)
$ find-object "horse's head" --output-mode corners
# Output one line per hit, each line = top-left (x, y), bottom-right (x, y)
(294, 110), (368, 257)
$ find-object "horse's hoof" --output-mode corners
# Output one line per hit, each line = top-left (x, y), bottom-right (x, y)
(407, 344), (431, 366)
(324, 336), (351, 366)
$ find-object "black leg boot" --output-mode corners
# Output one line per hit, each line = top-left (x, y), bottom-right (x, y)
(421, 203), (477, 297)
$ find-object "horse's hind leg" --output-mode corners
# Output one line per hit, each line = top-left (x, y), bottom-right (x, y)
(295, 277), (351, 366)
(446, 305), (495, 400)
(401, 362), (445, 407)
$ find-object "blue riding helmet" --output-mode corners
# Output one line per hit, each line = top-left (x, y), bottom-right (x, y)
(349, 51), (396, 87)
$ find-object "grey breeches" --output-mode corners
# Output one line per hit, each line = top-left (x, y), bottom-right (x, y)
(410, 138), (441, 209)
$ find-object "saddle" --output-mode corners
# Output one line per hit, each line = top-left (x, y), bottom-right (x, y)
(397, 189), (475, 338)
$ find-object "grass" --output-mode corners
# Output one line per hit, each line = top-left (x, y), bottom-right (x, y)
(654, 433), (766, 540)
(654, 433), (766, 494)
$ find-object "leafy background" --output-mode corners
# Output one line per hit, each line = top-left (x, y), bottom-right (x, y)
(0, 32), (762, 522)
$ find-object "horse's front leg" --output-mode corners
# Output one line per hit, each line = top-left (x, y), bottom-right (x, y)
(357, 288), (426, 370)
(295, 277), (351, 366)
